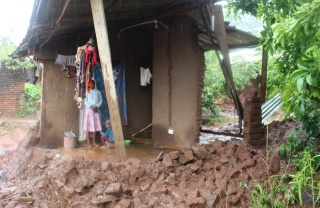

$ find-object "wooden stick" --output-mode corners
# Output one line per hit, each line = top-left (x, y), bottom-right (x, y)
(260, 45), (268, 103)
(131, 123), (152, 137)
(90, 0), (127, 160)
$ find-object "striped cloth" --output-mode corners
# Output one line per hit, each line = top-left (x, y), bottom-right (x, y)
(83, 107), (102, 132)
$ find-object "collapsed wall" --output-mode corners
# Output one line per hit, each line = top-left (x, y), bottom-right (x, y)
(3, 121), (40, 181)
(0, 135), (271, 208)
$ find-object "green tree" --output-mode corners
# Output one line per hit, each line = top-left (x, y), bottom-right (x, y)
(228, 0), (320, 141)
(0, 36), (33, 70)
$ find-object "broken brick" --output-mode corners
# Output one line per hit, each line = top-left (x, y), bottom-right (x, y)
(105, 183), (123, 197)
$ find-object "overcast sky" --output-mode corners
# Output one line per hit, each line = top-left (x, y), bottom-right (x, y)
(0, 0), (34, 45)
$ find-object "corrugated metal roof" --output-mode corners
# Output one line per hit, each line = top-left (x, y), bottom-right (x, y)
(11, 0), (258, 58)
(187, 9), (258, 50)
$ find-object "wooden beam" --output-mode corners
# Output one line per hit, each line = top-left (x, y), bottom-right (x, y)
(200, 128), (243, 138)
(208, 4), (244, 129)
(90, 0), (127, 161)
(40, 0), (71, 48)
(260, 45), (268, 103)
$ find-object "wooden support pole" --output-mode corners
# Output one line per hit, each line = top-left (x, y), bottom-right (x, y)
(260, 45), (268, 103)
(207, 4), (244, 127)
(90, 0), (127, 161)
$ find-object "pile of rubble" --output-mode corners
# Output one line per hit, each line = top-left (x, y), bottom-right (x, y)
(1, 118), (304, 207)
(0, 137), (276, 208)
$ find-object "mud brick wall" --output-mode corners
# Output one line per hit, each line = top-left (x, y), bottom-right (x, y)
(0, 68), (24, 114)
(153, 16), (205, 148)
(195, 64), (206, 143)
(243, 92), (266, 148)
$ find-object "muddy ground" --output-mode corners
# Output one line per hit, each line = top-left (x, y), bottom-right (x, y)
(0, 114), (302, 207)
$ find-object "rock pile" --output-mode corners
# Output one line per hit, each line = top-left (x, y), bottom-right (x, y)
(0, 139), (269, 208)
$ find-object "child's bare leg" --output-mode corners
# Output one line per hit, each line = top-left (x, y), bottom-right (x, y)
(86, 131), (91, 147)
(100, 135), (105, 145)
(92, 132), (98, 146)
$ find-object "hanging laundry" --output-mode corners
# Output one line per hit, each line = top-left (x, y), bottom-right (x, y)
(75, 45), (86, 66)
(55, 54), (76, 66)
(85, 38), (97, 93)
(140, 67), (152, 86)
(66, 66), (77, 78)
(76, 50), (86, 100)
(85, 38), (97, 67)
(74, 38), (98, 109)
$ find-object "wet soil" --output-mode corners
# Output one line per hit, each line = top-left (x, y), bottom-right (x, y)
(0, 115), (303, 208)
(60, 143), (174, 162)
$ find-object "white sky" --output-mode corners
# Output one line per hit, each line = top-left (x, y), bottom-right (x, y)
(0, 0), (34, 46)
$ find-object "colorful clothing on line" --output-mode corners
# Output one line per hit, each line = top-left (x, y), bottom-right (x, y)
(83, 107), (102, 132)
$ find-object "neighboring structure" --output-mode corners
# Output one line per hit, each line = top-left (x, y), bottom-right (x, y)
(11, 0), (259, 149)
(0, 66), (24, 114)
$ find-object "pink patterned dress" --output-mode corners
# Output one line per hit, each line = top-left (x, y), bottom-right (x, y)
(84, 107), (102, 132)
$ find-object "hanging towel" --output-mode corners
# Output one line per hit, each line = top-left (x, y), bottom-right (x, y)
(55, 54), (76, 66)
(140, 67), (152, 86)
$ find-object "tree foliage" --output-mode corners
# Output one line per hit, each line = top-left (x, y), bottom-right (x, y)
(0, 36), (33, 70)
(228, 0), (320, 140)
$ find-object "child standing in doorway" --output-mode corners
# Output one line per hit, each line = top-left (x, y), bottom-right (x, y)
(100, 120), (114, 148)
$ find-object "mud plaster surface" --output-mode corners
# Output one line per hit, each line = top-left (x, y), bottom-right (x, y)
(0, 117), (303, 208)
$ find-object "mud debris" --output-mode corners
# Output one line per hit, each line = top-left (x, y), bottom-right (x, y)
(0, 119), (303, 208)
(0, 140), (268, 208)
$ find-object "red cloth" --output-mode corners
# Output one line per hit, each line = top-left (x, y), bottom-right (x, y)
(85, 45), (97, 66)
(101, 135), (112, 143)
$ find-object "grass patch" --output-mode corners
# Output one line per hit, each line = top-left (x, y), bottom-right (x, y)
(1, 123), (23, 131)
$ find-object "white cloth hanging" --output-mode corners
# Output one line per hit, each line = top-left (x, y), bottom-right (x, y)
(140, 67), (152, 86)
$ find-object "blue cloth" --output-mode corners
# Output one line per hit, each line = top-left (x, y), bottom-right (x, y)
(93, 62), (128, 132)
(114, 61), (128, 126)
(101, 127), (114, 142)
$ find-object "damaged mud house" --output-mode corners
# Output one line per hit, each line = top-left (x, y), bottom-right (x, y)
(11, 0), (260, 153)
(1, 0), (278, 207)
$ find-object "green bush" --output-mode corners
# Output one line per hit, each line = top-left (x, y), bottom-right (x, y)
(25, 83), (41, 101)
(18, 83), (41, 117)
(251, 147), (320, 208)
